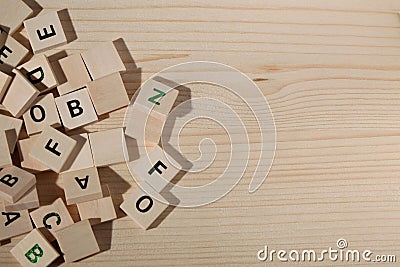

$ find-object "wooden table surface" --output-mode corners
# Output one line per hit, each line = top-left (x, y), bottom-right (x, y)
(3, 0), (400, 266)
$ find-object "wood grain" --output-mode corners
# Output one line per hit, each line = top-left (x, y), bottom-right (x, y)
(2, 0), (400, 265)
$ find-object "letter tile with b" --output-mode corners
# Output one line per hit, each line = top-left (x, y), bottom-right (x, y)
(10, 229), (59, 266)
(55, 88), (98, 131)
(0, 166), (36, 203)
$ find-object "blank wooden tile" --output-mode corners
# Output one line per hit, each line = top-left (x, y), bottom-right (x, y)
(0, 130), (12, 168)
(60, 167), (102, 205)
(22, 93), (61, 136)
(0, 166), (36, 203)
(87, 72), (129, 115)
(124, 104), (165, 144)
(55, 88), (98, 131)
(0, 0), (33, 34)
(3, 186), (39, 212)
(2, 69), (40, 118)
(0, 206), (33, 241)
(81, 41), (126, 80)
(0, 71), (12, 101)
(127, 145), (181, 192)
(18, 135), (50, 173)
(0, 114), (23, 152)
(77, 184), (116, 225)
(0, 29), (29, 72)
(56, 82), (75, 96)
(89, 128), (125, 167)
(120, 183), (168, 230)
(61, 133), (94, 173)
(29, 126), (78, 173)
(59, 53), (91, 93)
(10, 228), (59, 267)
(30, 198), (74, 240)
(24, 11), (67, 54)
(135, 78), (179, 116)
(55, 219), (100, 263)
(18, 54), (58, 93)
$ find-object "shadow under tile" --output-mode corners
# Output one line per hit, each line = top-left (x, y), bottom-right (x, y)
(21, 0), (43, 18)
(113, 38), (142, 99)
(98, 166), (132, 219)
(58, 9), (78, 44)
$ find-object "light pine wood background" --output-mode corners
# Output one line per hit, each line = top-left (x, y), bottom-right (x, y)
(3, 0), (400, 266)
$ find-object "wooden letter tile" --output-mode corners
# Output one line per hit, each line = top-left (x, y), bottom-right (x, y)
(61, 133), (94, 173)
(120, 183), (169, 230)
(0, 114), (23, 152)
(127, 145), (181, 192)
(0, 71), (12, 102)
(125, 78), (178, 144)
(59, 53), (91, 93)
(56, 82), (75, 96)
(0, 29), (29, 72)
(81, 41), (126, 80)
(87, 72), (129, 115)
(89, 128), (126, 167)
(60, 167), (102, 205)
(2, 69), (40, 118)
(29, 126), (78, 173)
(18, 54), (58, 93)
(55, 219), (100, 263)
(0, 0), (33, 34)
(0, 166), (36, 203)
(3, 186), (39, 212)
(55, 88), (98, 131)
(30, 198), (74, 240)
(77, 184), (116, 224)
(0, 130), (12, 168)
(0, 207), (33, 241)
(135, 78), (179, 116)
(124, 105), (165, 145)
(18, 135), (50, 173)
(24, 11), (67, 54)
(23, 93), (61, 136)
(10, 229), (59, 267)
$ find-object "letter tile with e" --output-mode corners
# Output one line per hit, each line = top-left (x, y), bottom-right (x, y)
(23, 11), (67, 54)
